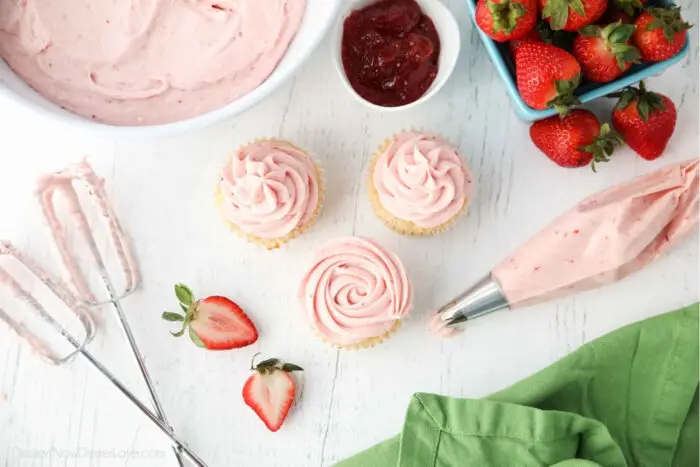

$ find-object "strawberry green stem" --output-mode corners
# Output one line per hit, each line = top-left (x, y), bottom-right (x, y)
(549, 75), (582, 117)
(488, 0), (526, 35)
(250, 352), (263, 370)
(645, 6), (693, 43)
(580, 22), (641, 70)
(250, 355), (305, 375)
(542, 0), (585, 30)
(613, 80), (667, 121)
(579, 123), (624, 172)
(166, 283), (199, 337)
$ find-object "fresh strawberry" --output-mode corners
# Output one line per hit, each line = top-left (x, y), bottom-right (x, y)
(476, 0), (538, 42)
(530, 109), (623, 170)
(573, 22), (641, 83)
(242, 355), (303, 432)
(162, 284), (258, 350)
(633, 6), (692, 62)
(610, 0), (646, 17)
(540, 0), (607, 31)
(515, 42), (582, 113)
(611, 81), (677, 160)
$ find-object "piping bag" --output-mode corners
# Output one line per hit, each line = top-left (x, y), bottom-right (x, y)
(431, 159), (699, 337)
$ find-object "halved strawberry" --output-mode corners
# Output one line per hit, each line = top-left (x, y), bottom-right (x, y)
(162, 284), (258, 350)
(242, 355), (303, 432)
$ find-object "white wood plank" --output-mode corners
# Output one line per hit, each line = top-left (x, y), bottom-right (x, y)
(0, 0), (697, 465)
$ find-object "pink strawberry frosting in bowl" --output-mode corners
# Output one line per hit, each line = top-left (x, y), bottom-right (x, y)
(0, 0), (342, 136)
(218, 140), (321, 243)
(299, 237), (413, 347)
(372, 131), (473, 230)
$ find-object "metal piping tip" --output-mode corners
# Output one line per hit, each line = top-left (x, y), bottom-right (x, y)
(435, 274), (509, 330)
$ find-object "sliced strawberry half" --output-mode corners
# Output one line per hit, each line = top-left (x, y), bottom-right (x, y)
(242, 355), (303, 432)
(162, 284), (258, 350)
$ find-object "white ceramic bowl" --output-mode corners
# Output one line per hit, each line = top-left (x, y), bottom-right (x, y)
(331, 0), (460, 112)
(0, 0), (342, 138)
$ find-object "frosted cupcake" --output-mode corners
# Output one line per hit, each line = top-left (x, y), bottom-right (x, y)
(217, 140), (323, 249)
(299, 237), (413, 349)
(369, 132), (474, 236)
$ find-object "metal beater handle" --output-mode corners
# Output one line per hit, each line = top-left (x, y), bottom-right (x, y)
(85, 228), (185, 466)
(37, 161), (185, 466)
(56, 321), (207, 466)
(74, 343), (207, 467)
(107, 296), (187, 466)
(1, 243), (206, 466)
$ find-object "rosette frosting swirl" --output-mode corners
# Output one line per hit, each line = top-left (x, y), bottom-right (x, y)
(219, 141), (319, 239)
(299, 237), (413, 346)
(373, 132), (473, 228)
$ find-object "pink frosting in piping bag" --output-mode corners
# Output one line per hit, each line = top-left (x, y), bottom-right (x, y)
(492, 160), (699, 308)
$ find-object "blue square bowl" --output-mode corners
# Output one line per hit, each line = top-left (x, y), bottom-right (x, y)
(464, 0), (690, 121)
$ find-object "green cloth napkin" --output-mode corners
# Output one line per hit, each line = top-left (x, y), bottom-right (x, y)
(337, 304), (699, 467)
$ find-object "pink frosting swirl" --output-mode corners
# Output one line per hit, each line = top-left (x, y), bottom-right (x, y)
(373, 132), (473, 228)
(299, 237), (413, 346)
(219, 141), (319, 239)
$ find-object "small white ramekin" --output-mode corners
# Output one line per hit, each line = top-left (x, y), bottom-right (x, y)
(331, 0), (460, 112)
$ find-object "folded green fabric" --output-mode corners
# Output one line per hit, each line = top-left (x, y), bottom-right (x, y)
(337, 304), (699, 467)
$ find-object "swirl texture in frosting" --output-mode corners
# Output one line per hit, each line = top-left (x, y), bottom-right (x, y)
(299, 237), (413, 346)
(219, 140), (320, 240)
(372, 132), (473, 228)
(0, 0), (306, 125)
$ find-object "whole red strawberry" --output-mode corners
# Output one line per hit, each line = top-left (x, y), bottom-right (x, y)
(540, 0), (607, 31)
(611, 81), (677, 160)
(163, 284), (258, 350)
(243, 355), (303, 432)
(515, 42), (581, 113)
(633, 6), (692, 62)
(476, 0), (538, 42)
(573, 22), (641, 83)
(530, 109), (623, 170)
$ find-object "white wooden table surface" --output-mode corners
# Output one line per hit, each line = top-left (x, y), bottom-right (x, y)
(0, 1), (698, 465)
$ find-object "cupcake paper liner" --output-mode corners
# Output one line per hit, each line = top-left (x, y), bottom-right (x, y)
(368, 131), (471, 237)
(216, 138), (325, 250)
(314, 320), (402, 351)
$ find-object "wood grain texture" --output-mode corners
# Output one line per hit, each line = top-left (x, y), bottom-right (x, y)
(0, 1), (697, 465)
